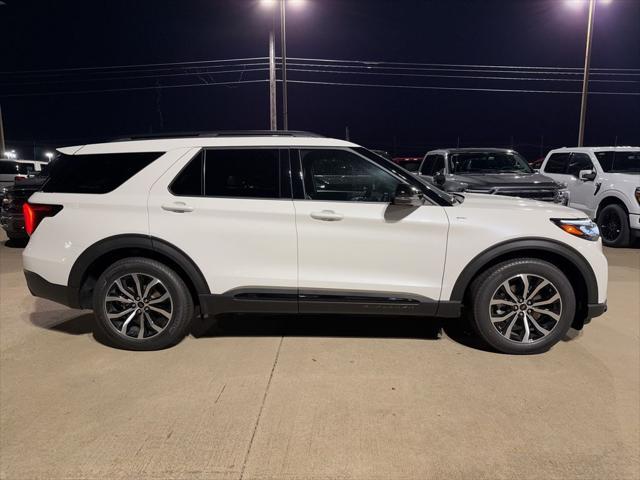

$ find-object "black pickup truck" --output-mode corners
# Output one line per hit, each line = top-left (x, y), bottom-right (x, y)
(416, 148), (569, 204)
(1, 175), (47, 241)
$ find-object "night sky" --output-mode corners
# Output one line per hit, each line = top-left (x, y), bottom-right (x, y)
(1, 0), (639, 161)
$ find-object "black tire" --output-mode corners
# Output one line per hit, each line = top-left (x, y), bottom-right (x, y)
(93, 257), (194, 350)
(597, 203), (631, 248)
(469, 258), (576, 355)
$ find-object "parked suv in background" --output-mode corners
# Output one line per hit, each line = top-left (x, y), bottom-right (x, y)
(541, 147), (640, 247)
(23, 132), (607, 354)
(1, 173), (48, 241)
(418, 148), (569, 203)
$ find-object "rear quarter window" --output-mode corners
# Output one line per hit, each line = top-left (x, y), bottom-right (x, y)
(43, 152), (163, 193)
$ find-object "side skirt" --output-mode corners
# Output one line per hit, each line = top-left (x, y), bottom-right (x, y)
(199, 287), (461, 318)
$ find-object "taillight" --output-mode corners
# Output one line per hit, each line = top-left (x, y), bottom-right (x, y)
(23, 202), (63, 236)
(14, 176), (26, 182)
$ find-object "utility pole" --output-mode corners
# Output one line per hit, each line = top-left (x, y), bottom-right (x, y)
(345, 126), (350, 141)
(269, 31), (277, 131)
(578, 0), (595, 147)
(0, 104), (5, 156)
(280, 0), (289, 130)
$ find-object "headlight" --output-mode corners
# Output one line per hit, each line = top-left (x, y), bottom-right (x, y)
(551, 218), (600, 241)
(555, 189), (570, 205)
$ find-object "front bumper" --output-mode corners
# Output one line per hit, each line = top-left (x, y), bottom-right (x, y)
(24, 270), (81, 309)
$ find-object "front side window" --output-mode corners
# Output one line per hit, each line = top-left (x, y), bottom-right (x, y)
(595, 151), (640, 173)
(300, 149), (400, 202)
(567, 153), (594, 177)
(449, 152), (532, 174)
(543, 153), (570, 174)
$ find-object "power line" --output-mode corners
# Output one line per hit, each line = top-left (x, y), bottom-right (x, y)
(0, 79), (268, 98)
(1, 67), (270, 87)
(288, 57), (640, 72)
(285, 79), (640, 96)
(0, 57), (269, 75)
(287, 67), (639, 84)
(286, 61), (640, 77)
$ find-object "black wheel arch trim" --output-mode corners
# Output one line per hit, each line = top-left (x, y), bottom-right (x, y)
(68, 234), (210, 295)
(449, 237), (599, 305)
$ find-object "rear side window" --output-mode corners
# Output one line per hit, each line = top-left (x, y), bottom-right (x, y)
(566, 153), (594, 177)
(43, 152), (162, 193)
(205, 149), (281, 198)
(543, 153), (570, 174)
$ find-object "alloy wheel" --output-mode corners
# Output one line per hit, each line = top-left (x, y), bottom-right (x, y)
(103, 273), (173, 340)
(599, 210), (622, 242)
(489, 274), (562, 344)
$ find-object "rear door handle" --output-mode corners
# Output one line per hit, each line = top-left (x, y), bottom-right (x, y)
(161, 202), (194, 213)
(310, 210), (344, 221)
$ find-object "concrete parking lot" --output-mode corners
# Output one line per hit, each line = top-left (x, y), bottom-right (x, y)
(1, 231), (639, 480)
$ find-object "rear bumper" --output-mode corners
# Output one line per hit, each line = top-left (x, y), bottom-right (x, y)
(24, 270), (81, 309)
(1, 213), (27, 238)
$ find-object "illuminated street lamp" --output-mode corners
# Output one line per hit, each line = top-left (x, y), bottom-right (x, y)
(261, 0), (306, 130)
(5, 149), (17, 159)
(567, 0), (613, 146)
(45, 151), (54, 161)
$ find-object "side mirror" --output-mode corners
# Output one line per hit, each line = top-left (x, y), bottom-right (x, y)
(433, 171), (446, 186)
(393, 184), (424, 207)
(579, 169), (597, 181)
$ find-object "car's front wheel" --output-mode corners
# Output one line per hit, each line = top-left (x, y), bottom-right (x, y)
(597, 203), (631, 248)
(93, 257), (194, 350)
(470, 259), (576, 355)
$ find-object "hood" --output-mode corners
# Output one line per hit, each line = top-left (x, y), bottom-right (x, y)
(449, 172), (561, 190)
(457, 192), (585, 218)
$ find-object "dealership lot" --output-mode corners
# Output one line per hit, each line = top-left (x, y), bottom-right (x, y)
(1, 232), (638, 480)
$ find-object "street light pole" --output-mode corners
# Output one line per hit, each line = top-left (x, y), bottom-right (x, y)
(578, 0), (596, 147)
(280, 0), (289, 130)
(269, 30), (278, 131)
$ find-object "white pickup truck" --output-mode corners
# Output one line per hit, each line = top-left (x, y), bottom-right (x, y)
(540, 147), (640, 247)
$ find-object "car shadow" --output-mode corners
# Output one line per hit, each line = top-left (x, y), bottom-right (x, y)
(31, 308), (577, 355)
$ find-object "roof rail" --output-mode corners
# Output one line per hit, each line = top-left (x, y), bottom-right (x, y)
(110, 130), (324, 142)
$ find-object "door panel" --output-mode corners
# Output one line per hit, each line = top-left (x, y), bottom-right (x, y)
(294, 200), (449, 301)
(293, 148), (449, 302)
(148, 148), (297, 294)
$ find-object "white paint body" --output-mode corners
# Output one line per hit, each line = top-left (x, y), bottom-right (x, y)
(541, 146), (640, 231)
(24, 136), (608, 305)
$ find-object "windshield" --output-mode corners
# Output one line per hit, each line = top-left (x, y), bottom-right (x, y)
(355, 147), (456, 206)
(449, 152), (533, 174)
(595, 151), (640, 173)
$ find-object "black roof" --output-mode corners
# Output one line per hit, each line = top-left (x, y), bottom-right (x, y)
(111, 130), (324, 142)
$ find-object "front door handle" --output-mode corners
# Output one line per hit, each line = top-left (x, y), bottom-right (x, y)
(310, 210), (344, 221)
(161, 202), (194, 213)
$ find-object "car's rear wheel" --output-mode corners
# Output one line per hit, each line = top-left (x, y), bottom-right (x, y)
(470, 259), (575, 355)
(93, 257), (194, 350)
(597, 203), (630, 247)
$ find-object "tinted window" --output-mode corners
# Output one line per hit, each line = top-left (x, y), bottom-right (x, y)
(43, 152), (162, 193)
(544, 153), (570, 174)
(567, 153), (594, 177)
(595, 151), (640, 173)
(170, 151), (203, 196)
(432, 155), (445, 175)
(449, 152), (531, 174)
(300, 149), (400, 202)
(204, 149), (281, 198)
(420, 156), (434, 175)
(0, 161), (20, 175)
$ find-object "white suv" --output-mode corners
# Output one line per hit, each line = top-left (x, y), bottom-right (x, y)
(540, 146), (640, 247)
(23, 132), (608, 354)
